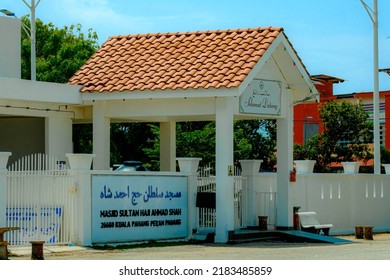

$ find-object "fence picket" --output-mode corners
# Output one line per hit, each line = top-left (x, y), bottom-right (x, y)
(5, 154), (76, 245)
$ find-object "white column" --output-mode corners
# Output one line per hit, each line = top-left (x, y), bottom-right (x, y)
(160, 121), (176, 171)
(276, 91), (294, 229)
(93, 101), (110, 170)
(66, 153), (95, 246)
(0, 152), (11, 228)
(177, 157), (202, 239)
(215, 97), (234, 243)
(45, 117), (72, 161)
(240, 159), (263, 227)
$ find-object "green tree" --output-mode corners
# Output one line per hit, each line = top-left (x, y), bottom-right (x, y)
(234, 120), (276, 171)
(294, 100), (373, 172)
(21, 16), (98, 82)
(143, 120), (277, 171)
(110, 123), (156, 168)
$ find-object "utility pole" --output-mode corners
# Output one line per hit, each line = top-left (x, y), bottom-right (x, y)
(23, 0), (41, 81)
(361, 0), (380, 174)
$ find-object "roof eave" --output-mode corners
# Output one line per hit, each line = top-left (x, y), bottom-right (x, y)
(81, 87), (239, 103)
(0, 77), (82, 105)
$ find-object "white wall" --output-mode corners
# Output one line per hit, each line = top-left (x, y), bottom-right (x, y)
(0, 17), (21, 79)
(252, 173), (390, 235)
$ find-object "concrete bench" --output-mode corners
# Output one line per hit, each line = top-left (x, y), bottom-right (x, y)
(297, 212), (333, 236)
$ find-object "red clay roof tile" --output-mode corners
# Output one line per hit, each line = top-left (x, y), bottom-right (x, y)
(69, 27), (285, 93)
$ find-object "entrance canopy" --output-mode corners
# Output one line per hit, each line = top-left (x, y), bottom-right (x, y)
(69, 27), (318, 242)
(70, 27), (317, 123)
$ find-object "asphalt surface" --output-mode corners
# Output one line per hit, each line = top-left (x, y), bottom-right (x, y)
(7, 233), (390, 260)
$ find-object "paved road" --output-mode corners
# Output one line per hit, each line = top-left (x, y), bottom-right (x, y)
(8, 233), (390, 260)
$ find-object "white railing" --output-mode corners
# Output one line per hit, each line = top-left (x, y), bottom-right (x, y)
(5, 154), (76, 245)
(197, 165), (247, 231)
(196, 175), (216, 231)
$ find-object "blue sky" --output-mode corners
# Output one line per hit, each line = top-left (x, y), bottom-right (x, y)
(1, 0), (390, 94)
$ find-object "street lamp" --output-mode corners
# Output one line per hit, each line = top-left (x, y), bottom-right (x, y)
(0, 0), (41, 81)
(360, 0), (380, 174)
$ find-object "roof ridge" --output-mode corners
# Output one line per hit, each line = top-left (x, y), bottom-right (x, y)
(108, 26), (284, 40)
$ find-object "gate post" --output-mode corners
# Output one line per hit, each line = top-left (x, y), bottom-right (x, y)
(240, 160), (263, 227)
(66, 153), (95, 246)
(177, 158), (201, 240)
(0, 152), (11, 228)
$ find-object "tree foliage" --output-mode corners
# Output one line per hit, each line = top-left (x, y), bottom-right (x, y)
(110, 123), (156, 168)
(234, 120), (276, 171)
(294, 100), (373, 172)
(143, 120), (277, 171)
(21, 16), (99, 82)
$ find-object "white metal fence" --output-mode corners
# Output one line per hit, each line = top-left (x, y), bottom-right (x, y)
(197, 165), (247, 232)
(5, 154), (76, 245)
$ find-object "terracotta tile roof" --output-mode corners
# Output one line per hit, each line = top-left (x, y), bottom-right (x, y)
(69, 27), (284, 93)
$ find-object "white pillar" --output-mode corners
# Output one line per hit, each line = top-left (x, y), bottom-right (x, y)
(45, 117), (72, 161)
(66, 153), (95, 246)
(0, 152), (11, 228)
(215, 97), (234, 243)
(177, 157), (201, 239)
(160, 121), (176, 171)
(240, 159), (263, 227)
(93, 101), (110, 170)
(276, 92), (294, 230)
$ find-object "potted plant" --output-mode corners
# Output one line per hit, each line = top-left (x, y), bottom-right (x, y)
(337, 145), (372, 174)
(293, 143), (316, 174)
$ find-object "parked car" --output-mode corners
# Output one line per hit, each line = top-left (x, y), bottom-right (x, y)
(114, 161), (149, 172)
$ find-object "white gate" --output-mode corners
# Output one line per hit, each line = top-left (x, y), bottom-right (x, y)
(5, 154), (76, 245)
(197, 165), (247, 232)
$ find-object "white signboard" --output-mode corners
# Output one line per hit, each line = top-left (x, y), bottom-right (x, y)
(240, 79), (282, 115)
(91, 175), (188, 243)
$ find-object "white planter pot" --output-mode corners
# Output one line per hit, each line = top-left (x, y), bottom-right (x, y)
(0, 152), (11, 170)
(176, 157), (202, 173)
(382, 164), (390, 174)
(66, 153), (95, 170)
(294, 160), (316, 174)
(342, 161), (360, 174)
(239, 160), (263, 175)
